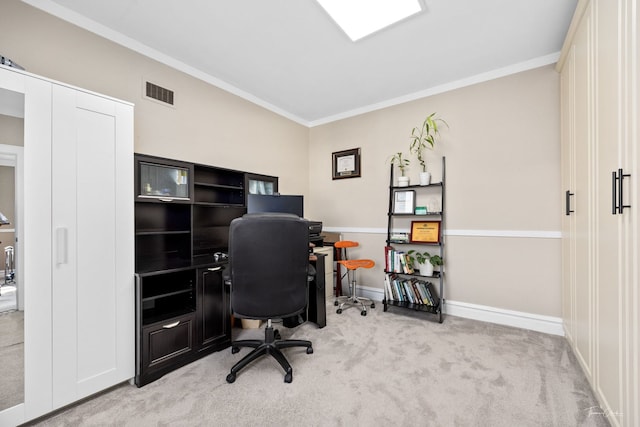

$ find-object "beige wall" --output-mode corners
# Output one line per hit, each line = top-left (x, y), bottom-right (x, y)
(308, 65), (561, 317)
(1, 1), (562, 318)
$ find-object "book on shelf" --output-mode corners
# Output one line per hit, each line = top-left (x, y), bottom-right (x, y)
(389, 232), (409, 243)
(427, 281), (439, 305)
(417, 281), (431, 305)
(383, 273), (394, 301)
(384, 247), (415, 274)
(384, 273), (439, 306)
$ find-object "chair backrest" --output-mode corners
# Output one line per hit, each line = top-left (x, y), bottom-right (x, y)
(334, 240), (359, 261)
(228, 213), (310, 319)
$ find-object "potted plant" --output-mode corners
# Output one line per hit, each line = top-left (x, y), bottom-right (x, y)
(409, 113), (448, 185)
(407, 250), (443, 276)
(389, 152), (410, 186)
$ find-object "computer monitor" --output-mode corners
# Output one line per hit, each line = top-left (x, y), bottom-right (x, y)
(247, 194), (303, 218)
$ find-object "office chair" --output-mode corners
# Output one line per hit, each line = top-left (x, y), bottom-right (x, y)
(225, 213), (313, 383)
(334, 240), (375, 316)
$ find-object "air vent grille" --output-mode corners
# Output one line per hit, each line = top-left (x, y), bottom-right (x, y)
(145, 81), (174, 105)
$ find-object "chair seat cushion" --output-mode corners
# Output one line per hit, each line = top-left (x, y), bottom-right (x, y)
(338, 259), (375, 270)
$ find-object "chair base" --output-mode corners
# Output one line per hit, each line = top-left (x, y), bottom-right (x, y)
(335, 289), (375, 316)
(226, 321), (313, 383)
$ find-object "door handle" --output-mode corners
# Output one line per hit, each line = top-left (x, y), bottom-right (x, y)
(618, 168), (631, 214)
(612, 171), (618, 215)
(56, 227), (67, 264)
(162, 321), (180, 329)
(207, 267), (222, 272)
(565, 190), (574, 216)
(613, 169), (632, 214)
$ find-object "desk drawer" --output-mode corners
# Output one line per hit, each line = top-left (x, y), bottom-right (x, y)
(142, 313), (195, 369)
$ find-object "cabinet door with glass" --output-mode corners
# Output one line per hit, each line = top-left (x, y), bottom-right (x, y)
(135, 154), (193, 203)
(245, 173), (278, 196)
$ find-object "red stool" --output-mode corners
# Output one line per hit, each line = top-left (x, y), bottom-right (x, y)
(333, 241), (375, 316)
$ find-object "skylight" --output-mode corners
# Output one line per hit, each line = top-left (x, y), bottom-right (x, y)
(316, 0), (424, 41)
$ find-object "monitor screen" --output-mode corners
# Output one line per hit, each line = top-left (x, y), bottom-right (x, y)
(247, 194), (303, 218)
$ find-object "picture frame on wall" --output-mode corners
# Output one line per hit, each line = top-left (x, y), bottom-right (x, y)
(332, 148), (361, 179)
(410, 220), (441, 244)
(393, 190), (415, 214)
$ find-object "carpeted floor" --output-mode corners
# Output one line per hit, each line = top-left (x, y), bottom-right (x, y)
(27, 303), (610, 427)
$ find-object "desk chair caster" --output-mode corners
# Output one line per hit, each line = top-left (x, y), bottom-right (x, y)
(335, 299), (374, 316)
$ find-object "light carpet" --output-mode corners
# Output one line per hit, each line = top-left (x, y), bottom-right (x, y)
(28, 303), (610, 427)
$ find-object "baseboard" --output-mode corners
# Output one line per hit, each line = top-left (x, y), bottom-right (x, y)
(357, 286), (564, 336)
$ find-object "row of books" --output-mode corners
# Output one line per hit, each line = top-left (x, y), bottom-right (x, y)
(384, 246), (414, 274)
(384, 273), (439, 306)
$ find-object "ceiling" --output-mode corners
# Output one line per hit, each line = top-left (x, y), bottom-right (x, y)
(25, 0), (577, 126)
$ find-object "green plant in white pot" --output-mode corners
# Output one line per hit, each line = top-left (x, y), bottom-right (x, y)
(389, 152), (410, 186)
(407, 250), (443, 276)
(410, 112), (448, 185)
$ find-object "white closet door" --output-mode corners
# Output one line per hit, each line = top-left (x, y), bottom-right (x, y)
(571, 4), (595, 379)
(51, 84), (133, 408)
(594, 0), (624, 420)
(560, 45), (576, 343)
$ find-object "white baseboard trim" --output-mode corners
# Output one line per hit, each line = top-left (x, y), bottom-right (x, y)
(356, 286), (564, 336)
(442, 300), (564, 336)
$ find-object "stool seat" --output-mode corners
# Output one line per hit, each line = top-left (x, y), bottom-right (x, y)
(338, 259), (375, 270)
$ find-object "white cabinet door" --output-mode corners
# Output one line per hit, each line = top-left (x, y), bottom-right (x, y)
(0, 65), (55, 426)
(51, 84), (134, 409)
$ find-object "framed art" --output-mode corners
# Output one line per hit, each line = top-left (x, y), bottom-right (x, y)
(393, 190), (415, 214)
(410, 220), (441, 244)
(332, 148), (361, 179)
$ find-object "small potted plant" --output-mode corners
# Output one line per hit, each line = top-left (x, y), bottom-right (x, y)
(409, 113), (448, 185)
(390, 152), (410, 186)
(407, 250), (443, 276)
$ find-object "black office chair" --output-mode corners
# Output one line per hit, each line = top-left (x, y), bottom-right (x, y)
(225, 213), (313, 383)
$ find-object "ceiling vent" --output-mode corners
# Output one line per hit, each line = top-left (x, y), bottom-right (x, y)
(145, 81), (174, 106)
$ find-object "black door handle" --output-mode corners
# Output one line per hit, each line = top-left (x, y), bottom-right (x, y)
(612, 171), (618, 215)
(618, 168), (631, 214)
(565, 190), (574, 216)
(612, 168), (631, 214)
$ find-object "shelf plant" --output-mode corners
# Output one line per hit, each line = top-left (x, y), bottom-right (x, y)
(389, 152), (410, 186)
(407, 250), (443, 276)
(409, 112), (448, 185)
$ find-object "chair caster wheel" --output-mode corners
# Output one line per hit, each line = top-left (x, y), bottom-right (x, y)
(334, 301), (339, 306)
(284, 372), (293, 383)
(361, 310), (367, 316)
(274, 330), (281, 340)
(231, 346), (240, 354)
(226, 373), (236, 383)
(371, 303), (375, 308)
(336, 308), (343, 314)
(306, 347), (313, 354)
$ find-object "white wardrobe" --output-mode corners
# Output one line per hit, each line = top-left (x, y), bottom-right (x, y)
(558, 1), (639, 426)
(0, 65), (134, 425)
